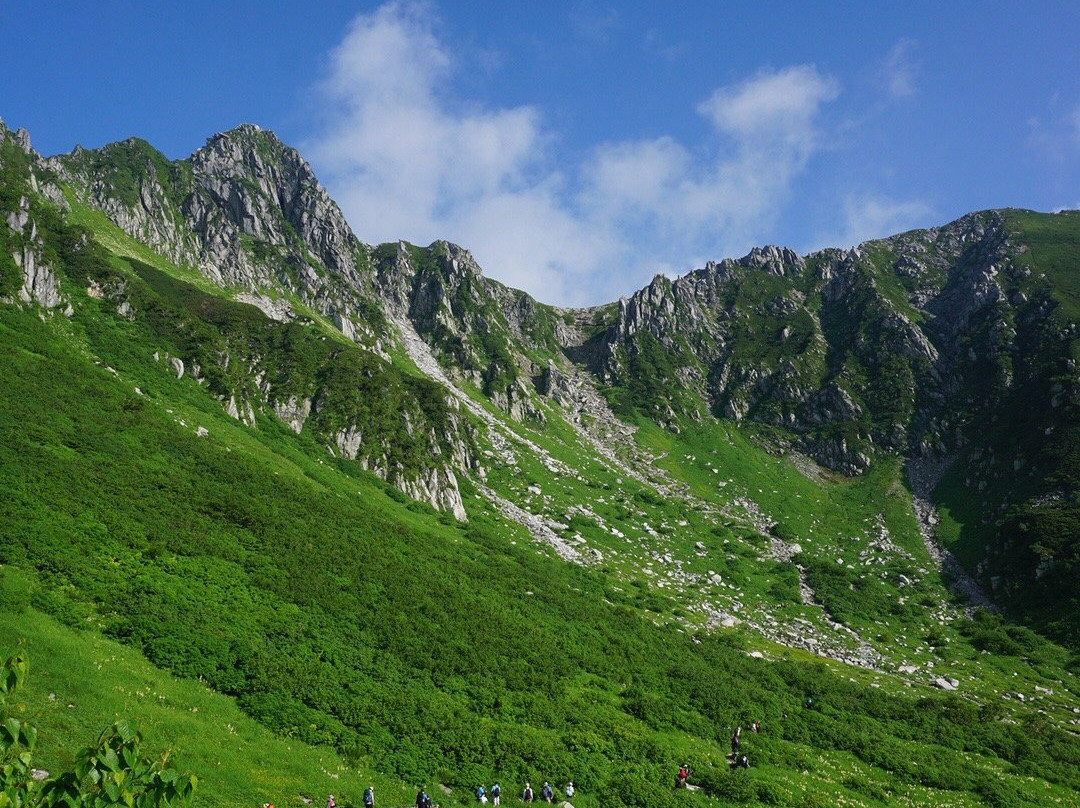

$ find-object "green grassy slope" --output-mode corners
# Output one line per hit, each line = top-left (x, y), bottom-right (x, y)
(0, 608), (411, 808)
(932, 210), (1080, 647)
(2, 124), (1079, 806)
(2, 287), (1078, 807)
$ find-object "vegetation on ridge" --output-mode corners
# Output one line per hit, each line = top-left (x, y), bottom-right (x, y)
(1, 119), (1078, 807)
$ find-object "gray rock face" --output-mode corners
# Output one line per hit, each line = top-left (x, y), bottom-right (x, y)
(273, 396), (311, 434)
(739, 244), (806, 276)
(235, 292), (294, 322)
(576, 210), (1059, 477)
(400, 466), (467, 521)
(5, 195), (64, 310)
(374, 240), (553, 423)
(184, 126), (364, 292)
(19, 118), (1075, 564)
(50, 126), (380, 348)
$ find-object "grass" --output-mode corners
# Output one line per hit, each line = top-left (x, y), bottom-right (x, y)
(4, 289), (1077, 806)
(0, 609), (408, 808)
(1004, 208), (1080, 321)
(3, 124), (1079, 806)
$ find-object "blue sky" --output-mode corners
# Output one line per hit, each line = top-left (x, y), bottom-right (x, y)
(3, 1), (1077, 305)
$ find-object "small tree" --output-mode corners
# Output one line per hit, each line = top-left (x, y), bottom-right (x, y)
(0, 653), (197, 808)
(0, 652), (36, 808)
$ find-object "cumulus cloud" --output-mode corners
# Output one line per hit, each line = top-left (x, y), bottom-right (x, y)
(579, 66), (840, 273)
(307, 2), (842, 305)
(815, 193), (934, 251)
(880, 39), (919, 98)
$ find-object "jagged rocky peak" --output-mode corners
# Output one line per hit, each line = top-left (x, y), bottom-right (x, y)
(188, 124), (362, 278)
(0, 127), (68, 312)
(737, 244), (806, 276)
(50, 123), (386, 345)
(429, 239), (483, 281)
(612, 273), (680, 342)
(0, 117), (34, 156)
(11, 128), (34, 157)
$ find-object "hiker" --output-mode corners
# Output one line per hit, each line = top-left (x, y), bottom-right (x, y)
(676, 763), (690, 788)
(731, 727), (741, 755)
(416, 787), (431, 808)
(327, 795), (336, 808)
(476, 783), (487, 804)
(738, 755), (750, 769)
(363, 786), (375, 808)
(540, 782), (554, 803)
(804, 697), (813, 709)
(490, 782), (501, 805)
(522, 782), (534, 803)
(752, 721), (761, 733)
(564, 781), (574, 799)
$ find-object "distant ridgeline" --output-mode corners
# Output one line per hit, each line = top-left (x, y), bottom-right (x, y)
(1, 116), (1078, 808)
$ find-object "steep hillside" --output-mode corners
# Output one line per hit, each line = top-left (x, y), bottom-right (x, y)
(2, 117), (1079, 807)
(581, 209), (1079, 646)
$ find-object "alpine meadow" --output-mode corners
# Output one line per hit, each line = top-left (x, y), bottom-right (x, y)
(0, 113), (1078, 808)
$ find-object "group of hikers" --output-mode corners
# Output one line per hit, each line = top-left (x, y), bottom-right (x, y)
(318, 724), (763, 808)
(727, 724), (756, 770)
(406, 780), (572, 807)
(674, 722), (760, 789)
(473, 781), (571, 804)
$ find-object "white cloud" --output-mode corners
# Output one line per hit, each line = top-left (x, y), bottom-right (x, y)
(815, 193), (934, 250)
(1027, 98), (1080, 170)
(587, 66), (840, 260)
(698, 65), (840, 144)
(306, 3), (842, 305)
(880, 39), (918, 98)
(569, 3), (620, 43)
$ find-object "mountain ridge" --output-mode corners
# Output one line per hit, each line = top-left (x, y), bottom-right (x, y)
(4, 118), (1077, 647)
(3, 115), (1080, 807)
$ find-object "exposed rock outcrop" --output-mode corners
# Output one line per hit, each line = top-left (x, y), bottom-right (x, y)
(4, 194), (66, 311)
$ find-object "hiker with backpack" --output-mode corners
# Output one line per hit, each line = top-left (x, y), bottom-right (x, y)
(476, 784), (487, 804)
(490, 782), (501, 805)
(416, 787), (431, 808)
(540, 782), (554, 803)
(363, 786), (375, 808)
(522, 782), (534, 803)
(676, 763), (691, 788)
